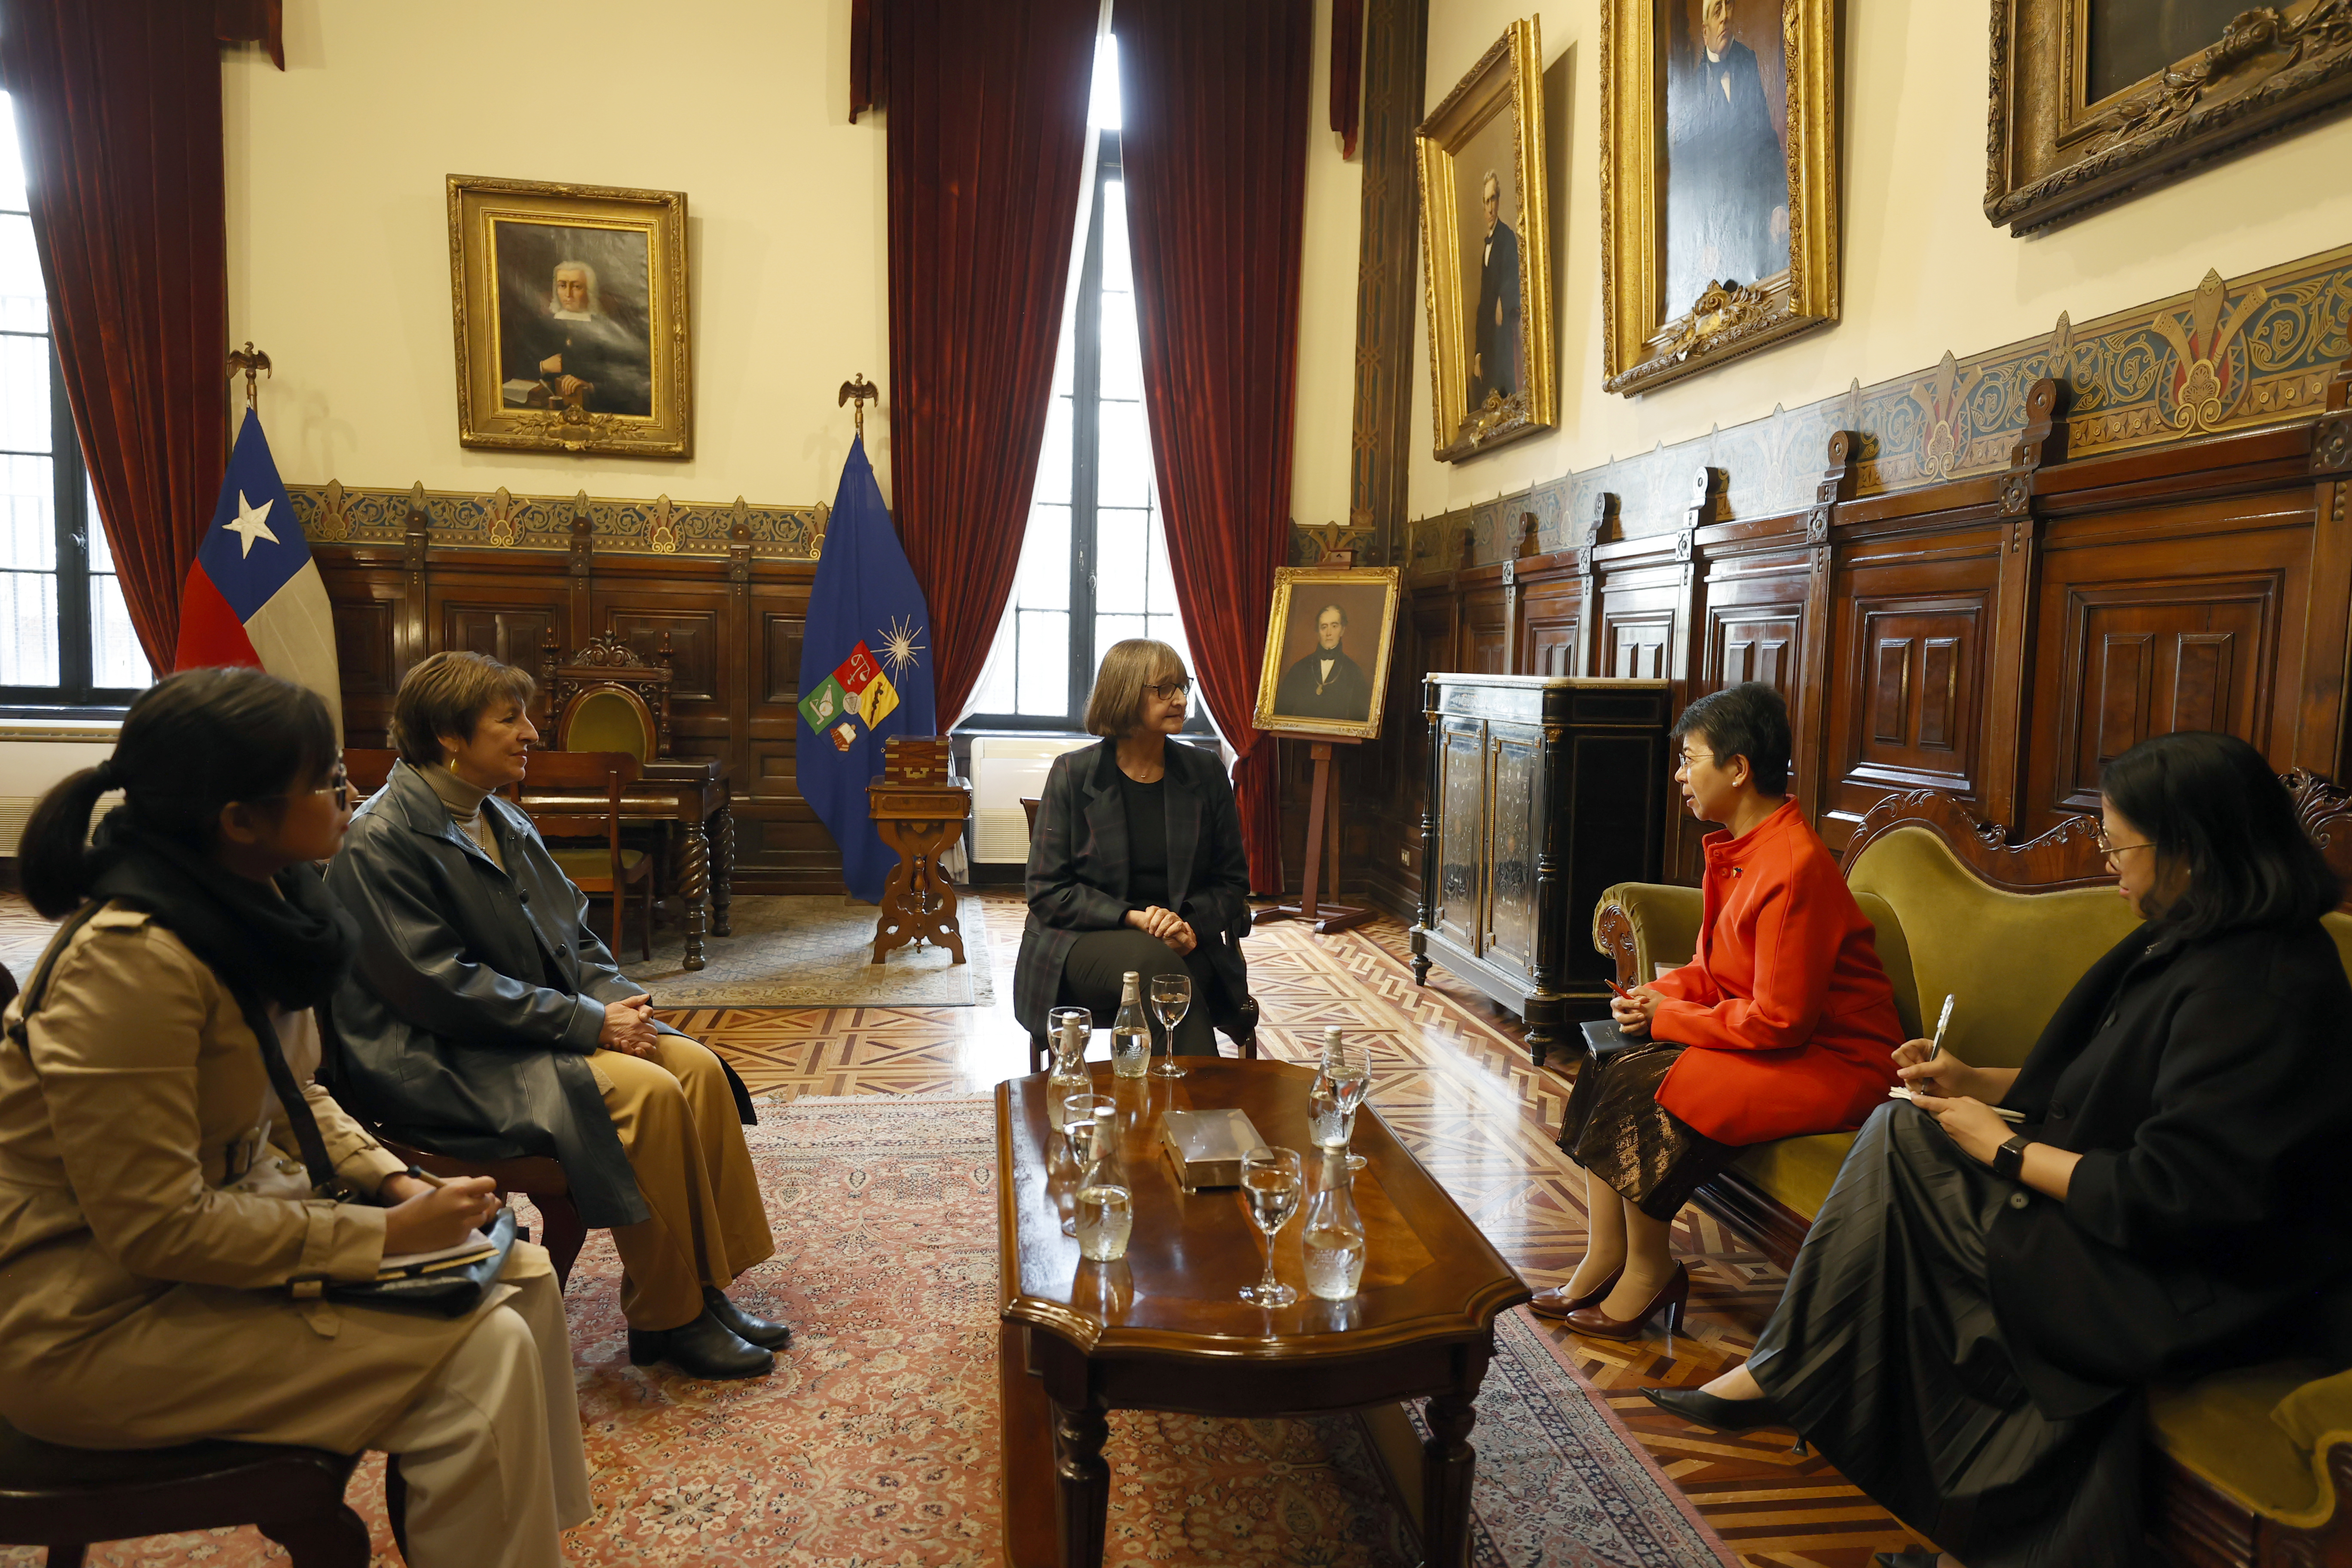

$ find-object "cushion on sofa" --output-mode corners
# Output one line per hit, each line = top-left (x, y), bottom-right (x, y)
(2148, 1361), (2346, 1525)
(1730, 1131), (1855, 1220)
(1844, 825), (2140, 1072)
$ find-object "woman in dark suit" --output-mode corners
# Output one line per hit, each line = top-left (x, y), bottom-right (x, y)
(1642, 731), (2352, 1568)
(1015, 639), (1252, 1057)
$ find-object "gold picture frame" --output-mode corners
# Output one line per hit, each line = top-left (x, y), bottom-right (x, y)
(1987, 0), (2352, 235)
(1415, 18), (1557, 462)
(1598, 0), (1842, 397)
(1253, 567), (1404, 741)
(447, 175), (692, 458)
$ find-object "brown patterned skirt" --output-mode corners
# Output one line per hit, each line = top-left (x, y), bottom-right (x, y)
(1556, 1040), (1740, 1221)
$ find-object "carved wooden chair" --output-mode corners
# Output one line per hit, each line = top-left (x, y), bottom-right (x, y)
(508, 751), (657, 963)
(541, 630), (674, 763)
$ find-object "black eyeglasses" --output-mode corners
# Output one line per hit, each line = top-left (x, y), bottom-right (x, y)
(1146, 678), (1192, 701)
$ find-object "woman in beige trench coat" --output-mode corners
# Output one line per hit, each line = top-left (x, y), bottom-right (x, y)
(0, 670), (591, 1568)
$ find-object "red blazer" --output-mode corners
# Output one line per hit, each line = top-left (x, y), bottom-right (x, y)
(1648, 800), (1904, 1145)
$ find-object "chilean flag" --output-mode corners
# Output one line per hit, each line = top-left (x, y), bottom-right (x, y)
(172, 411), (343, 737)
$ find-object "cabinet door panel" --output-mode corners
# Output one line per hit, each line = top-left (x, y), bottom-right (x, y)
(1485, 723), (1543, 977)
(1433, 719), (1487, 952)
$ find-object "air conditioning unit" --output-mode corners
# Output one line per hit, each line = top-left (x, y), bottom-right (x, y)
(966, 735), (1092, 863)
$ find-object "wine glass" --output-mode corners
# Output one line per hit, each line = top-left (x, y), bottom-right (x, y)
(1148, 973), (1192, 1078)
(1238, 1147), (1304, 1307)
(1326, 1044), (1372, 1171)
(1060, 1094), (1113, 1235)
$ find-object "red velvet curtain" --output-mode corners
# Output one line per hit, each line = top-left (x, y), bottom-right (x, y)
(885, 0), (1100, 724)
(1118, 0), (1314, 895)
(3, 1), (227, 675)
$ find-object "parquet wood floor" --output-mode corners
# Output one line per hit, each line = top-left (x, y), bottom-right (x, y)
(680, 891), (1938, 1567)
(0, 885), (1934, 1563)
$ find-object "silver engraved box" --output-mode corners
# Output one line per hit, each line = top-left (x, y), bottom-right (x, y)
(1159, 1108), (1271, 1191)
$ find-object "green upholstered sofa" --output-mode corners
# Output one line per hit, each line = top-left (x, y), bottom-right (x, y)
(1590, 785), (2352, 1568)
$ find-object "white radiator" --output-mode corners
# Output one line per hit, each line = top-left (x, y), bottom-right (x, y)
(966, 735), (1091, 863)
(0, 729), (123, 856)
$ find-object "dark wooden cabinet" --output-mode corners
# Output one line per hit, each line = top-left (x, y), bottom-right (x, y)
(1412, 675), (1672, 1065)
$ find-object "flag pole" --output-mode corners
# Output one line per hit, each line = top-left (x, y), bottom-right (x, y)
(837, 373), (879, 439)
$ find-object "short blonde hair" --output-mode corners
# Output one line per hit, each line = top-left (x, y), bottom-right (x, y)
(1084, 639), (1187, 738)
(391, 651), (538, 767)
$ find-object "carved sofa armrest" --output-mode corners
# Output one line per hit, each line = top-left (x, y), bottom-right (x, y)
(1592, 882), (1703, 991)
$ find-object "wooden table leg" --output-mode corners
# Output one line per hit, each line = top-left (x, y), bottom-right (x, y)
(680, 821), (711, 971)
(711, 805), (735, 938)
(1422, 1375), (1485, 1568)
(1050, 1391), (1111, 1568)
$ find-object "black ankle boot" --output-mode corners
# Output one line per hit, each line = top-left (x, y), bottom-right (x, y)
(704, 1286), (792, 1350)
(627, 1308), (772, 1379)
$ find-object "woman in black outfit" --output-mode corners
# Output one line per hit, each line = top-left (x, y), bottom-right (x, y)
(1014, 639), (1252, 1058)
(1641, 731), (2352, 1568)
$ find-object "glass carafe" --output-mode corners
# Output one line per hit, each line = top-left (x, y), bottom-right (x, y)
(1073, 1103), (1133, 1261)
(1109, 971), (1151, 1078)
(1046, 1012), (1092, 1129)
(1302, 1148), (1366, 1301)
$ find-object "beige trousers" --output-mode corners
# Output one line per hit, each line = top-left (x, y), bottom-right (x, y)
(374, 1267), (592, 1568)
(591, 1034), (775, 1329)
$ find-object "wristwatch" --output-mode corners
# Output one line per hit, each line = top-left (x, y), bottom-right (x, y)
(1991, 1133), (2032, 1182)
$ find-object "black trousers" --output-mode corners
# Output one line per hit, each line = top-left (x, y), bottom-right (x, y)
(1057, 928), (1222, 1057)
(1747, 1102), (2146, 1568)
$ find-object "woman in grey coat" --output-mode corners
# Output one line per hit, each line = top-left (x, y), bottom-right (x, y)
(328, 651), (785, 1380)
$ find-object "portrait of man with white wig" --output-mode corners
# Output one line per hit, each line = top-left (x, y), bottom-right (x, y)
(495, 225), (656, 418)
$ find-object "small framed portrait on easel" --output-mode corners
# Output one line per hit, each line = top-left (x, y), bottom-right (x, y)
(1252, 567), (1403, 742)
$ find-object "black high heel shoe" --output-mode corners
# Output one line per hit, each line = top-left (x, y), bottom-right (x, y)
(1640, 1385), (1810, 1455)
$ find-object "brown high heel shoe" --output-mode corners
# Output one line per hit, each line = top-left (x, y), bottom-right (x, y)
(1527, 1264), (1623, 1320)
(1563, 1261), (1690, 1340)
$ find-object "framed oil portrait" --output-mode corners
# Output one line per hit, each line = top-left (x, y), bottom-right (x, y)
(1599, 0), (1841, 397)
(1253, 567), (1403, 741)
(447, 175), (692, 458)
(1988, 0), (2352, 235)
(1415, 18), (1557, 462)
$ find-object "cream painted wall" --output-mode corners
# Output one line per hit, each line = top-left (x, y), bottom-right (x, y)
(221, 0), (892, 509)
(1378, 0), (2352, 521)
(1292, 0), (1368, 533)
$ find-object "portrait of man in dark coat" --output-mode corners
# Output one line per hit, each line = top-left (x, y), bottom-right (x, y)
(1470, 169), (1522, 406)
(1273, 603), (1375, 724)
(1663, 0), (1790, 317)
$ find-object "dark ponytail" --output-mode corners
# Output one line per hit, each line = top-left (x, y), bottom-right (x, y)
(19, 668), (338, 918)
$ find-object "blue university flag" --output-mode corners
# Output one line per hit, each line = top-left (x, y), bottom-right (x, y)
(796, 435), (937, 902)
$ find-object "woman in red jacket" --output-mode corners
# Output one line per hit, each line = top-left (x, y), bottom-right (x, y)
(1534, 682), (1903, 1337)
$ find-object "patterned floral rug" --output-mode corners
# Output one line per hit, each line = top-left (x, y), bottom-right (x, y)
(617, 894), (995, 1007)
(7, 1094), (1731, 1567)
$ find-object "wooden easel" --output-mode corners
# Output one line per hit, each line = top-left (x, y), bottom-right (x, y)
(1252, 733), (1372, 933)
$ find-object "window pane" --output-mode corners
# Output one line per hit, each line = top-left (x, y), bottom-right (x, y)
(1095, 508), (1146, 613)
(1051, 290), (1076, 400)
(1101, 181), (1132, 294)
(1015, 609), (1069, 716)
(0, 331), (50, 453)
(0, 569), (58, 685)
(0, 215), (41, 334)
(1089, 36), (1123, 130)
(1096, 401), (1152, 508)
(1094, 612), (1145, 657)
(0, 453), (53, 567)
(86, 481), (112, 571)
(1098, 290), (1142, 401)
(1145, 512), (1177, 615)
(0, 95), (24, 212)
(1034, 396), (1072, 506)
(1018, 502), (1071, 612)
(89, 572), (147, 688)
(971, 628), (1016, 717)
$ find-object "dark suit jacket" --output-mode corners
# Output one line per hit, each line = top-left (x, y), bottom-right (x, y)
(1273, 648), (1374, 724)
(1986, 919), (2352, 1415)
(1473, 218), (1521, 402)
(1015, 739), (1251, 1038)
(324, 761), (753, 1228)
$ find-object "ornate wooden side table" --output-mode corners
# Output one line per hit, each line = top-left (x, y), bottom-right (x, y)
(866, 776), (971, 965)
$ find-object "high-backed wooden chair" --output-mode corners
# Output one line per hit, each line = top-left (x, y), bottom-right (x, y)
(510, 751), (657, 962)
(541, 631), (673, 762)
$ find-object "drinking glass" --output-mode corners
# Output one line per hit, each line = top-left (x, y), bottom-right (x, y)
(1237, 1147), (1304, 1307)
(1148, 973), (1192, 1078)
(1059, 1094), (1114, 1235)
(1319, 1044), (1372, 1172)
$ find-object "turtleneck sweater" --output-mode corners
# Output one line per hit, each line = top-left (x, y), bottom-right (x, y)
(423, 763), (504, 870)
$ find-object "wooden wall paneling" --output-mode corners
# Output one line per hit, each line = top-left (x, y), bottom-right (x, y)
(1794, 432), (1859, 812)
(1518, 572), (1582, 677)
(2298, 372), (2352, 779)
(1981, 379), (2067, 828)
(1462, 577), (1511, 675)
(563, 496), (594, 651)
(399, 485), (430, 675)
(2025, 496), (2313, 836)
(1577, 493), (1616, 677)
(315, 551), (406, 748)
(1668, 468), (1722, 686)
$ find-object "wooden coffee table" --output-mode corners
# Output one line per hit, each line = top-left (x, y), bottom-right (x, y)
(996, 1058), (1529, 1568)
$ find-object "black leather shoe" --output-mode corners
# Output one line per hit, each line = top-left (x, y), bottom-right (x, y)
(1640, 1385), (1789, 1433)
(704, 1286), (792, 1351)
(627, 1309), (773, 1379)
(1872, 1553), (1941, 1567)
